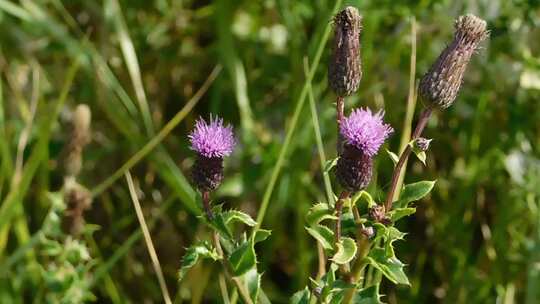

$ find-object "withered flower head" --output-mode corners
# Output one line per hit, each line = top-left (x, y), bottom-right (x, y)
(328, 6), (362, 97)
(64, 104), (92, 177)
(419, 14), (489, 109)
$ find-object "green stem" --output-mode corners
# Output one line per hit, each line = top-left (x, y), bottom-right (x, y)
(253, 0), (344, 235)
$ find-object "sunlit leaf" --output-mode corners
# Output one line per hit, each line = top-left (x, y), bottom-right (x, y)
(388, 207), (416, 221)
(331, 237), (357, 264)
(306, 203), (337, 226)
(222, 210), (257, 227)
(394, 180), (436, 208)
(178, 241), (220, 281)
(254, 229), (272, 243)
(365, 248), (409, 285)
(306, 225), (335, 250)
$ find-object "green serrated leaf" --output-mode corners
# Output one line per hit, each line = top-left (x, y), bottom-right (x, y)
(389, 207), (416, 221)
(351, 191), (375, 208)
(365, 248), (410, 285)
(178, 241), (220, 281)
(223, 210), (257, 227)
(352, 285), (384, 304)
(324, 157), (339, 173)
(306, 225), (335, 250)
(386, 149), (399, 166)
(204, 212), (233, 240)
(243, 268), (262, 302)
(290, 287), (311, 304)
(254, 229), (272, 243)
(229, 239), (257, 276)
(394, 180), (436, 208)
(331, 237), (357, 264)
(306, 203), (337, 226)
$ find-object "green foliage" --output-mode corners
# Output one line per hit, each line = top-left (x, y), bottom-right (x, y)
(0, 0), (538, 303)
(178, 241), (220, 281)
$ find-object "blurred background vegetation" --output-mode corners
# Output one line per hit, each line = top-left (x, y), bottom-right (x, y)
(0, 0), (539, 303)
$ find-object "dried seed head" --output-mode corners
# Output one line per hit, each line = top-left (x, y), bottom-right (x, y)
(336, 145), (373, 192)
(192, 155), (224, 192)
(328, 6), (362, 97)
(62, 182), (92, 236)
(419, 14), (489, 109)
(64, 104), (92, 177)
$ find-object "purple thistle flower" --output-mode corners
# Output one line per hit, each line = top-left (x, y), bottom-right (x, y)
(189, 116), (235, 192)
(339, 108), (393, 157)
(189, 116), (235, 158)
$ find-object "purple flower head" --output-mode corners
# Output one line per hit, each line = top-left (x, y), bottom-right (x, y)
(189, 116), (235, 158)
(340, 108), (393, 157)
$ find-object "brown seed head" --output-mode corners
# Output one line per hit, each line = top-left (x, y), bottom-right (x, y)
(419, 14), (489, 109)
(328, 6), (362, 97)
(64, 104), (92, 177)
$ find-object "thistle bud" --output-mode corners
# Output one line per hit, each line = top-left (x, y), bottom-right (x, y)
(336, 108), (393, 192)
(64, 104), (92, 177)
(328, 6), (362, 97)
(369, 205), (391, 225)
(361, 226), (375, 238)
(415, 137), (432, 152)
(419, 14), (488, 109)
(189, 116), (235, 193)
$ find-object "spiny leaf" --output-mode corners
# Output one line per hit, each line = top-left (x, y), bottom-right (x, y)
(229, 239), (256, 276)
(389, 207), (416, 221)
(178, 241), (220, 281)
(351, 190), (375, 208)
(365, 248), (409, 285)
(306, 225), (335, 250)
(394, 180), (436, 208)
(243, 267), (262, 302)
(222, 210), (257, 227)
(254, 229), (272, 243)
(290, 287), (310, 304)
(352, 285), (385, 304)
(306, 203), (337, 226)
(331, 237), (357, 264)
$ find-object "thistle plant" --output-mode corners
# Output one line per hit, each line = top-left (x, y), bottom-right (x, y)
(179, 116), (268, 304)
(292, 10), (489, 304)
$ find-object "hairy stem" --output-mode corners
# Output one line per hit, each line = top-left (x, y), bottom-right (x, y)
(384, 106), (433, 211)
(202, 191), (213, 220)
(334, 191), (350, 243)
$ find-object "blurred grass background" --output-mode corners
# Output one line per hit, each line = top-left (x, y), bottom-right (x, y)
(0, 0), (539, 303)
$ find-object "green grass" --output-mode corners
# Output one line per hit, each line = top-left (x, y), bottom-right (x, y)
(0, 0), (539, 303)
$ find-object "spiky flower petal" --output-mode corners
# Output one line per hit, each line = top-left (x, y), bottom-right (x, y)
(419, 14), (489, 109)
(189, 116), (235, 158)
(339, 108), (393, 157)
(189, 116), (235, 192)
